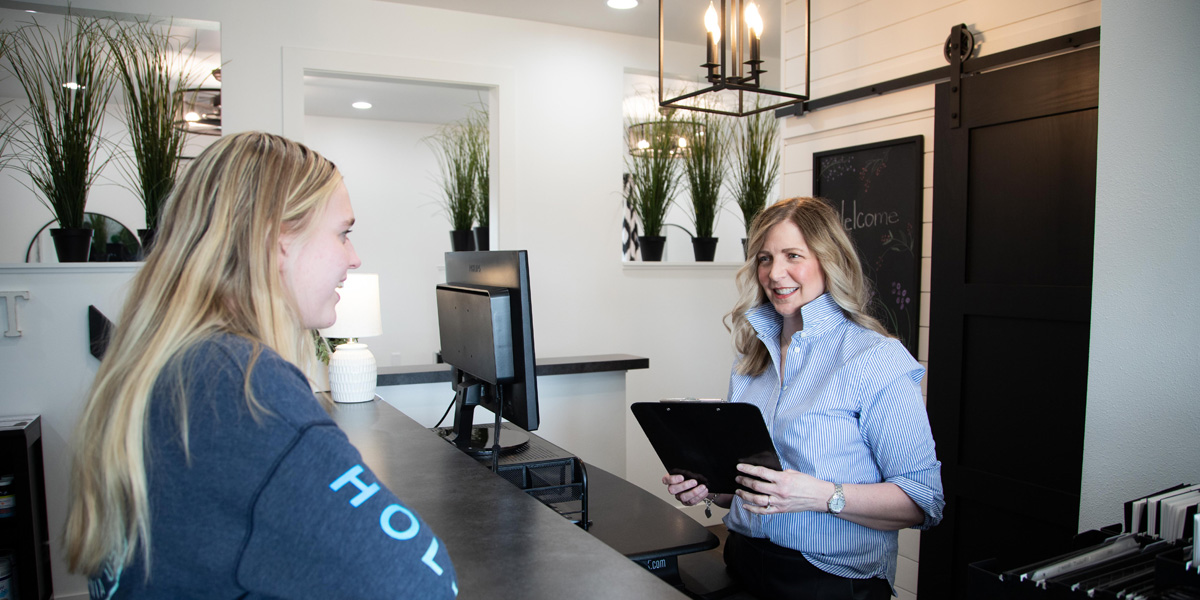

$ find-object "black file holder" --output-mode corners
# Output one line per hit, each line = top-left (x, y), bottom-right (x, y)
(0, 415), (52, 600)
(968, 526), (1198, 600)
(1155, 548), (1200, 593)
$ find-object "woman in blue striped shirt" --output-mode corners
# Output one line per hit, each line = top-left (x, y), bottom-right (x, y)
(664, 197), (944, 599)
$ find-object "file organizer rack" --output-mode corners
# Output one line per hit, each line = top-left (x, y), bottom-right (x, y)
(469, 423), (590, 529)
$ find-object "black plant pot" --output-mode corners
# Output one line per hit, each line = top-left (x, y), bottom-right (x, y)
(50, 227), (93, 263)
(473, 226), (490, 251)
(692, 237), (718, 261)
(450, 229), (476, 251)
(138, 228), (157, 260)
(639, 235), (666, 261)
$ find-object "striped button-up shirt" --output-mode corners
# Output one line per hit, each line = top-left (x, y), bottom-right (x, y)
(724, 293), (944, 587)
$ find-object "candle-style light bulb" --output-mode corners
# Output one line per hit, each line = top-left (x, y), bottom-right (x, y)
(705, 2), (721, 67)
(745, 2), (763, 64)
(705, 3), (721, 44)
(745, 2), (763, 39)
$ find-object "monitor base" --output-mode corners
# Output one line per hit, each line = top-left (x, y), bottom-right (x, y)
(434, 423), (530, 457)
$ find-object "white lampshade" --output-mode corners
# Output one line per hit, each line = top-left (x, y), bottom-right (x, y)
(320, 273), (382, 339)
(320, 273), (383, 403)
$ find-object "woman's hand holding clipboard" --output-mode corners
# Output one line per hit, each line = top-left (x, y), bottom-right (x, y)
(632, 400), (782, 495)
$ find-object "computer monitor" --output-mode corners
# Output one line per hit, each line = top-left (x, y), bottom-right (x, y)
(437, 250), (540, 455)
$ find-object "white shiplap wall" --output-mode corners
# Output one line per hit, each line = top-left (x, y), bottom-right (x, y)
(778, 1), (1101, 597)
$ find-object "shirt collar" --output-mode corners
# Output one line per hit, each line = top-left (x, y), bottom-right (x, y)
(746, 293), (845, 342)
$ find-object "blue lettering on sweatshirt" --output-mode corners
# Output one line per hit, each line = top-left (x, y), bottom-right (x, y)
(329, 464), (380, 507)
(380, 504), (419, 540)
(329, 465), (452, 588)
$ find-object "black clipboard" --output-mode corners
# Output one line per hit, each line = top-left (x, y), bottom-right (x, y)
(632, 401), (782, 494)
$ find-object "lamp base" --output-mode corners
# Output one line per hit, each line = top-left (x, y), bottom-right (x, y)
(327, 342), (377, 403)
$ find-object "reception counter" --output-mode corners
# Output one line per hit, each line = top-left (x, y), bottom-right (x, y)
(373, 355), (651, 479)
(331, 399), (698, 599)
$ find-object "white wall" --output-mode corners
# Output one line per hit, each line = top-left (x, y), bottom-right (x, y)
(304, 115), (447, 368)
(1081, 0), (1200, 531)
(0, 1), (753, 595)
(777, 1), (1102, 598)
(0, 264), (137, 598)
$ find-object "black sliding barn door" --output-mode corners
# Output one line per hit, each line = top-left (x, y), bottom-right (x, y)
(918, 46), (1099, 599)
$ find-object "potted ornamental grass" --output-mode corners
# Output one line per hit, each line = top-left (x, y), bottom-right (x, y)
(428, 116), (479, 251)
(729, 104), (781, 259)
(680, 111), (729, 261)
(465, 102), (490, 251)
(624, 110), (683, 261)
(1, 13), (115, 262)
(103, 17), (204, 257)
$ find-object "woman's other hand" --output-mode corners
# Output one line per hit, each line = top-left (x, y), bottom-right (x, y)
(733, 463), (832, 515)
(662, 473), (710, 507)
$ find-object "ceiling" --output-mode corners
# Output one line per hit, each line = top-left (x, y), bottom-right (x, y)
(380, 0), (781, 55)
(306, 0), (783, 124)
(305, 74), (487, 125)
(0, 1), (783, 125)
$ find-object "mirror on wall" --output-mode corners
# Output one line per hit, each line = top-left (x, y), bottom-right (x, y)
(302, 73), (490, 369)
(25, 214), (139, 263)
(0, 5), (221, 263)
(622, 71), (749, 263)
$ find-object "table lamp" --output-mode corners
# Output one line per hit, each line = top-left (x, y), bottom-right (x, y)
(319, 273), (383, 403)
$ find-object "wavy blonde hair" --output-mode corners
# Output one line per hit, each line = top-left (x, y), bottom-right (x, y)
(726, 196), (890, 377)
(64, 132), (343, 576)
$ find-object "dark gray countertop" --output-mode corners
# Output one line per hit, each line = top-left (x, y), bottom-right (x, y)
(377, 354), (649, 386)
(332, 400), (686, 599)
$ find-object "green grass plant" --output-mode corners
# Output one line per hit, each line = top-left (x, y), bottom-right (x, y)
(625, 111), (683, 237)
(428, 102), (488, 232)
(1, 13), (115, 229)
(465, 102), (489, 228)
(681, 111), (729, 239)
(103, 17), (202, 231)
(730, 103), (780, 235)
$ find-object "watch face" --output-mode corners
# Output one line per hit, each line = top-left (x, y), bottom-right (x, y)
(829, 485), (846, 514)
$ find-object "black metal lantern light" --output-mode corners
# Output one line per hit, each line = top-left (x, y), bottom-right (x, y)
(659, 0), (809, 117)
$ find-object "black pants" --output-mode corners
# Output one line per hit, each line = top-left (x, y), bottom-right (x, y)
(724, 531), (893, 600)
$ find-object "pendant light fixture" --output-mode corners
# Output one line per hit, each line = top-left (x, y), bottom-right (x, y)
(659, 0), (809, 117)
(174, 68), (221, 136)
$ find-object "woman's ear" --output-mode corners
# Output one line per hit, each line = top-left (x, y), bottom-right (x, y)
(277, 234), (293, 276)
(278, 229), (295, 258)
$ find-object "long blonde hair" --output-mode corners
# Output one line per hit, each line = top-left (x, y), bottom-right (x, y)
(64, 132), (343, 575)
(727, 196), (890, 377)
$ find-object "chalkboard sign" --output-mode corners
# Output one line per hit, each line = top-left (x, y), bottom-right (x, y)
(813, 136), (924, 358)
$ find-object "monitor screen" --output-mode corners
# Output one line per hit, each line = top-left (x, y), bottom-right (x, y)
(442, 250), (539, 432)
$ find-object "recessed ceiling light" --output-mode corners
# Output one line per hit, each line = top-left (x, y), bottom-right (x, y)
(607, 0), (638, 9)
(352, 101), (372, 110)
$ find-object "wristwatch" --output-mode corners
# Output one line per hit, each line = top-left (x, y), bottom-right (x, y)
(827, 483), (846, 515)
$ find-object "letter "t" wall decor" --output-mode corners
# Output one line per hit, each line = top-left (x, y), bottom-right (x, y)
(2, 291), (31, 338)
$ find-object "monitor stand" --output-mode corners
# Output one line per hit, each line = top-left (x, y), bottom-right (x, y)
(438, 379), (529, 458)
